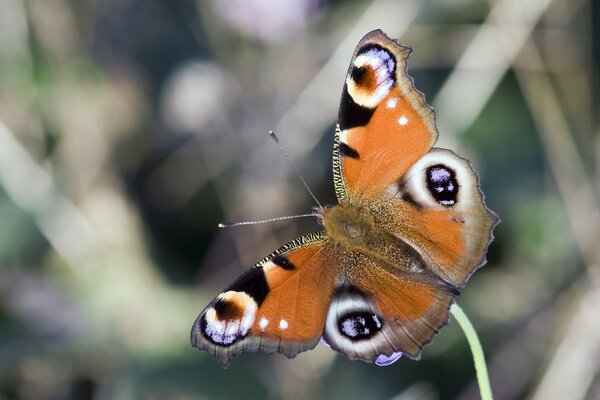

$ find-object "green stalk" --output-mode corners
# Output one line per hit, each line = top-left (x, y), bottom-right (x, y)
(450, 303), (493, 400)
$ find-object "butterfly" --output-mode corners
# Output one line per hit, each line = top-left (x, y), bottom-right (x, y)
(191, 29), (498, 367)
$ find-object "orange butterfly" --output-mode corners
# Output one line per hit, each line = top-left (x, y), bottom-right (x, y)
(191, 29), (498, 367)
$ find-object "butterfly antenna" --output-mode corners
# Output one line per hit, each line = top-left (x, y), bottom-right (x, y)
(218, 213), (316, 228)
(269, 131), (323, 209)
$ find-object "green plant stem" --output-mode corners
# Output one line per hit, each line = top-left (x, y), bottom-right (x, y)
(450, 303), (493, 400)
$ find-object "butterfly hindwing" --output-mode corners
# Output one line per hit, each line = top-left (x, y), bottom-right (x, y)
(333, 29), (438, 203)
(323, 250), (458, 364)
(191, 232), (338, 366)
(377, 148), (499, 286)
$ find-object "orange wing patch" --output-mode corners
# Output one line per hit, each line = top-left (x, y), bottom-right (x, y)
(252, 242), (337, 344)
(397, 205), (466, 275)
(334, 30), (438, 203)
(342, 85), (435, 200)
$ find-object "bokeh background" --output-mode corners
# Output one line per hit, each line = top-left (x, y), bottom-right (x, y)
(1, 0), (599, 399)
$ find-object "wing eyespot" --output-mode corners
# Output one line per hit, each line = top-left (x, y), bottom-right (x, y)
(338, 311), (384, 340)
(425, 164), (459, 207)
(200, 291), (258, 347)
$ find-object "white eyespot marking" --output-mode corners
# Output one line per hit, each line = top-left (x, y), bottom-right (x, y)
(430, 167), (451, 182)
(386, 97), (398, 109)
(279, 319), (289, 330)
(372, 315), (382, 328)
(205, 309), (224, 334)
(341, 317), (361, 337)
(226, 324), (238, 336)
(398, 115), (409, 126)
(201, 290), (258, 346)
(324, 288), (397, 360)
(395, 149), (476, 212)
(347, 48), (395, 108)
(259, 316), (269, 331)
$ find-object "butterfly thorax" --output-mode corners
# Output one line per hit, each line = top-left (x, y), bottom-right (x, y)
(320, 203), (419, 271)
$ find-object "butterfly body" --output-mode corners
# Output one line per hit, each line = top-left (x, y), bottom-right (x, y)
(192, 29), (498, 367)
(319, 203), (422, 277)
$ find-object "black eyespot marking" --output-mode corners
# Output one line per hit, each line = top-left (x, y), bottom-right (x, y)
(426, 164), (459, 206)
(338, 311), (383, 341)
(272, 254), (295, 270)
(351, 65), (368, 85)
(338, 85), (375, 130)
(213, 298), (244, 320)
(226, 267), (269, 306)
(339, 142), (360, 159)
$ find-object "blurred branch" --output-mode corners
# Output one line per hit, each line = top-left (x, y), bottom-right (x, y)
(433, 0), (555, 146)
(0, 119), (100, 279)
(529, 285), (600, 400)
(515, 41), (600, 281)
(515, 37), (600, 400)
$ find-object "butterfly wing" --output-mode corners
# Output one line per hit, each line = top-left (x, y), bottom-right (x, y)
(376, 148), (499, 287)
(334, 29), (498, 287)
(191, 232), (338, 366)
(333, 29), (438, 203)
(322, 249), (457, 365)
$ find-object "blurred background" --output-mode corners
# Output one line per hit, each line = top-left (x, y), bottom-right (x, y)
(0, 0), (599, 399)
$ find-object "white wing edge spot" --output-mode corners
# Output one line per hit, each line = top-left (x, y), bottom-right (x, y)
(259, 316), (269, 331)
(279, 319), (289, 330)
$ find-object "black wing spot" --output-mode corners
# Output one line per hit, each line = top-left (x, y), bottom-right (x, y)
(226, 267), (269, 306)
(351, 65), (368, 85)
(426, 164), (459, 207)
(213, 298), (244, 320)
(339, 142), (360, 159)
(272, 254), (295, 270)
(338, 84), (375, 130)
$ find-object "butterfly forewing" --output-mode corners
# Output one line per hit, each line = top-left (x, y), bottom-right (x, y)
(191, 232), (337, 366)
(333, 30), (438, 203)
(334, 31), (497, 288)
